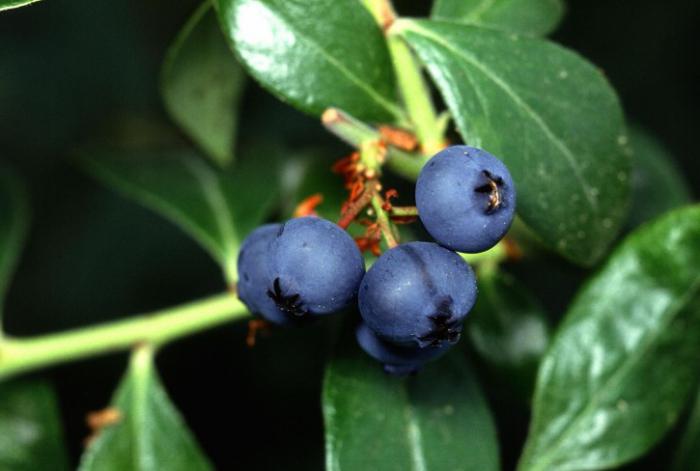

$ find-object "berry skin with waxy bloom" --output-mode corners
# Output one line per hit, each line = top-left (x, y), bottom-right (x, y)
(415, 145), (516, 253)
(358, 241), (477, 349)
(355, 322), (450, 376)
(267, 216), (365, 318)
(236, 223), (294, 326)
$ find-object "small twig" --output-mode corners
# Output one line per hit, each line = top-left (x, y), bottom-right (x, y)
(371, 195), (399, 248)
(389, 206), (419, 218)
(338, 182), (378, 229)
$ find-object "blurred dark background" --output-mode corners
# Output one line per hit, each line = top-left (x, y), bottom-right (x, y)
(0, 0), (697, 469)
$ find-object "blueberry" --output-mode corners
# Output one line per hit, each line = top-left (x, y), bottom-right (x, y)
(358, 241), (477, 348)
(236, 223), (296, 325)
(356, 322), (449, 376)
(415, 145), (516, 253)
(268, 216), (365, 317)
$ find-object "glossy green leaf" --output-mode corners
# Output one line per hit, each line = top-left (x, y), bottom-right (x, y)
(0, 0), (42, 12)
(78, 148), (279, 283)
(79, 348), (211, 470)
(627, 127), (692, 229)
(0, 380), (69, 471)
(519, 205), (700, 471)
(323, 329), (499, 470)
(216, 0), (402, 122)
(0, 167), (28, 319)
(468, 269), (549, 398)
(162, 3), (245, 168)
(396, 20), (629, 265)
(431, 0), (565, 36)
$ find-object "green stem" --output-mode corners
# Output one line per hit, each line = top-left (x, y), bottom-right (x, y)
(322, 107), (428, 181)
(385, 148), (428, 181)
(361, 0), (396, 30)
(371, 195), (398, 248)
(460, 242), (508, 272)
(0, 292), (249, 381)
(389, 205), (418, 217)
(361, 0), (444, 153)
(322, 108), (378, 148)
(386, 33), (444, 155)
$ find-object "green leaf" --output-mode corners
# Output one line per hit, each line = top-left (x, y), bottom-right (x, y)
(672, 386), (700, 470)
(468, 269), (549, 399)
(216, 0), (402, 121)
(78, 148), (279, 283)
(0, 166), (29, 319)
(0, 0), (42, 12)
(0, 380), (69, 471)
(518, 205), (700, 471)
(323, 329), (499, 470)
(396, 20), (630, 266)
(627, 126), (692, 229)
(162, 3), (245, 168)
(79, 347), (212, 470)
(431, 0), (565, 36)
(280, 151), (346, 222)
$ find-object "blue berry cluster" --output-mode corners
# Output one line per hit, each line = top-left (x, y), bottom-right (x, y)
(237, 145), (515, 376)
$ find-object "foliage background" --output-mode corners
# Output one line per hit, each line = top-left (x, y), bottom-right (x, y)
(0, 0), (697, 469)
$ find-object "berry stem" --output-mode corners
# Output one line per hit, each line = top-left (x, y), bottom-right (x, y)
(371, 194), (399, 248)
(460, 241), (508, 271)
(0, 292), (249, 381)
(389, 205), (419, 217)
(338, 182), (376, 229)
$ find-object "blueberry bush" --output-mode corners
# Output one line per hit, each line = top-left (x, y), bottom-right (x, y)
(0, 0), (698, 469)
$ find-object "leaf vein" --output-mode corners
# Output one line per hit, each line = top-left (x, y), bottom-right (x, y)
(405, 22), (600, 215)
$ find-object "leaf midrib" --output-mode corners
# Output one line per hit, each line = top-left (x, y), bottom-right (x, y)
(463, 0), (498, 22)
(249, 1), (402, 119)
(523, 273), (700, 470)
(182, 158), (238, 262)
(401, 21), (601, 217)
(131, 364), (151, 470)
(399, 385), (427, 471)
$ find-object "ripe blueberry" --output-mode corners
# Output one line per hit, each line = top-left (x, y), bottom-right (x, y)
(358, 241), (477, 349)
(415, 145), (516, 253)
(236, 223), (296, 325)
(356, 322), (449, 376)
(268, 216), (365, 317)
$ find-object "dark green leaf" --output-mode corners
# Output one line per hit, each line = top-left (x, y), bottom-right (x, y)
(0, 380), (70, 471)
(0, 166), (29, 318)
(431, 0), (565, 36)
(627, 126), (692, 229)
(672, 386), (700, 470)
(162, 3), (245, 168)
(396, 20), (630, 265)
(323, 328), (499, 470)
(79, 348), (211, 470)
(468, 269), (549, 399)
(216, 0), (402, 121)
(0, 0), (41, 12)
(78, 148), (279, 283)
(519, 205), (700, 471)
(280, 151), (346, 222)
